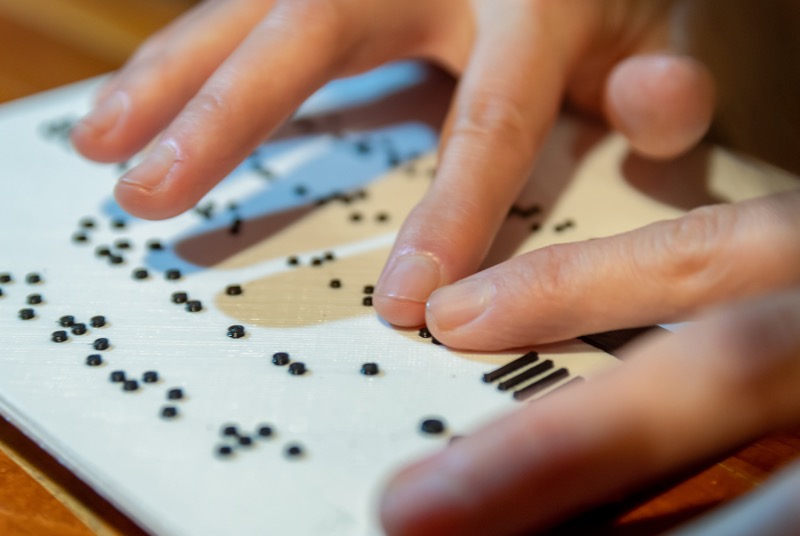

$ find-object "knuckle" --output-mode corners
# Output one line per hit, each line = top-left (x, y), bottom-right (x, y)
(647, 205), (735, 298)
(189, 91), (233, 122)
(524, 244), (576, 310)
(451, 90), (537, 156)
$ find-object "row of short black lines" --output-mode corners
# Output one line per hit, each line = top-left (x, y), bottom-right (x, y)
(482, 352), (584, 401)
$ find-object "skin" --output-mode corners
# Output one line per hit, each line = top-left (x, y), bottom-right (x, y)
(71, 0), (800, 534)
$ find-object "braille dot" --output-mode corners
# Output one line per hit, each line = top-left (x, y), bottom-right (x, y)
(286, 444), (304, 458)
(530, 223), (541, 233)
(355, 140), (370, 154)
(86, 354), (103, 367)
(165, 269), (182, 281)
(0, 288), (4, 297)
(80, 217), (96, 229)
(72, 232), (88, 243)
(294, 185), (308, 196)
(272, 352), (290, 366)
(71, 323), (87, 336)
(109, 255), (124, 265)
(93, 338), (110, 351)
(257, 425), (273, 438)
(132, 268), (149, 280)
(288, 362), (307, 375)
(59, 315), (75, 327)
(167, 388), (184, 400)
(26, 273), (42, 284)
(362, 296), (373, 307)
(310, 257), (323, 266)
(329, 279), (341, 289)
(418, 327), (431, 339)
(376, 212), (389, 222)
(111, 218), (126, 230)
(19, 308), (35, 320)
(110, 370), (126, 382)
(350, 212), (362, 222)
(27, 294), (42, 305)
(114, 239), (131, 250)
(361, 362), (379, 376)
(161, 406), (178, 419)
(95, 246), (111, 257)
(363, 285), (374, 295)
(355, 189), (368, 200)
(186, 300), (203, 312)
(147, 239), (163, 251)
(431, 336), (443, 346)
(229, 217), (243, 235)
(287, 256), (299, 266)
(90, 315), (106, 328)
(323, 251), (335, 261)
(217, 445), (233, 457)
(420, 418), (446, 435)
(227, 325), (245, 339)
(51, 330), (68, 343)
(225, 284), (243, 296)
(123, 380), (139, 392)
(222, 425), (239, 437)
(143, 371), (159, 383)
(0, 273), (11, 284)
(238, 436), (253, 446)
(171, 292), (188, 304)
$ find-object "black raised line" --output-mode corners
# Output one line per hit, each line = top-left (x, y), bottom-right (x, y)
(513, 368), (570, 401)
(498, 360), (553, 391)
(482, 352), (538, 383)
(578, 326), (666, 359)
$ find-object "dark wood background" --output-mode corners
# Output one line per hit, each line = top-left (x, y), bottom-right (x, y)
(0, 1), (798, 534)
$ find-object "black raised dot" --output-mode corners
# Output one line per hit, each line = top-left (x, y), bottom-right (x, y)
(51, 330), (68, 343)
(86, 354), (103, 367)
(222, 424), (239, 437)
(257, 425), (273, 438)
(376, 212), (389, 223)
(361, 362), (379, 376)
(59, 315), (75, 327)
(288, 362), (307, 375)
(272, 352), (290, 366)
(323, 251), (335, 261)
(123, 380), (139, 392)
(71, 323), (87, 336)
(431, 336), (443, 346)
(19, 308), (35, 320)
(111, 218), (126, 230)
(26, 273), (42, 284)
(227, 325), (245, 339)
(114, 239), (131, 250)
(217, 445), (233, 457)
(165, 269), (182, 281)
(0, 273), (11, 284)
(95, 245), (111, 257)
(110, 370), (126, 382)
(167, 388), (184, 400)
(161, 406), (178, 418)
(72, 232), (88, 243)
(362, 296), (373, 307)
(294, 185), (308, 196)
(79, 217), (96, 229)
(143, 371), (159, 383)
(229, 217), (243, 235)
(171, 292), (188, 304)
(420, 418), (446, 435)
(418, 327), (431, 339)
(27, 294), (42, 305)
(530, 223), (541, 233)
(108, 255), (124, 265)
(90, 315), (106, 328)
(147, 239), (164, 251)
(310, 257), (323, 266)
(238, 435), (253, 446)
(350, 212), (363, 222)
(225, 284), (242, 296)
(93, 338), (110, 351)
(285, 444), (304, 458)
(363, 285), (374, 295)
(132, 268), (149, 280)
(185, 300), (203, 312)
(287, 256), (300, 266)
(329, 279), (341, 289)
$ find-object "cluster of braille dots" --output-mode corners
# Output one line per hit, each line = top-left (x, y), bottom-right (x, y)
(214, 423), (305, 459)
(5, 272), (47, 321)
(286, 250), (336, 268)
(107, 367), (185, 419)
(418, 326), (443, 346)
(49, 314), (108, 344)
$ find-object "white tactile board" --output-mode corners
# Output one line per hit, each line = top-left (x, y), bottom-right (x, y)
(0, 63), (796, 536)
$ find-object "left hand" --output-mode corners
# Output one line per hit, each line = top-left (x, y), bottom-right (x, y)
(380, 286), (800, 535)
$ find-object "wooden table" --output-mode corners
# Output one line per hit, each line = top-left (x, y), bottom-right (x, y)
(0, 1), (798, 534)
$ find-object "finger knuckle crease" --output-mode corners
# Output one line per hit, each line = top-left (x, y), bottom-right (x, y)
(452, 93), (535, 154)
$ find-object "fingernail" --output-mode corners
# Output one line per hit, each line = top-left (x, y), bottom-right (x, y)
(118, 143), (177, 192)
(427, 278), (493, 331)
(376, 253), (441, 303)
(78, 92), (127, 135)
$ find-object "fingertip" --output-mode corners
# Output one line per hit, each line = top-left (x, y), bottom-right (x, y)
(374, 253), (443, 327)
(373, 296), (427, 328)
(605, 53), (716, 160)
(71, 91), (135, 163)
